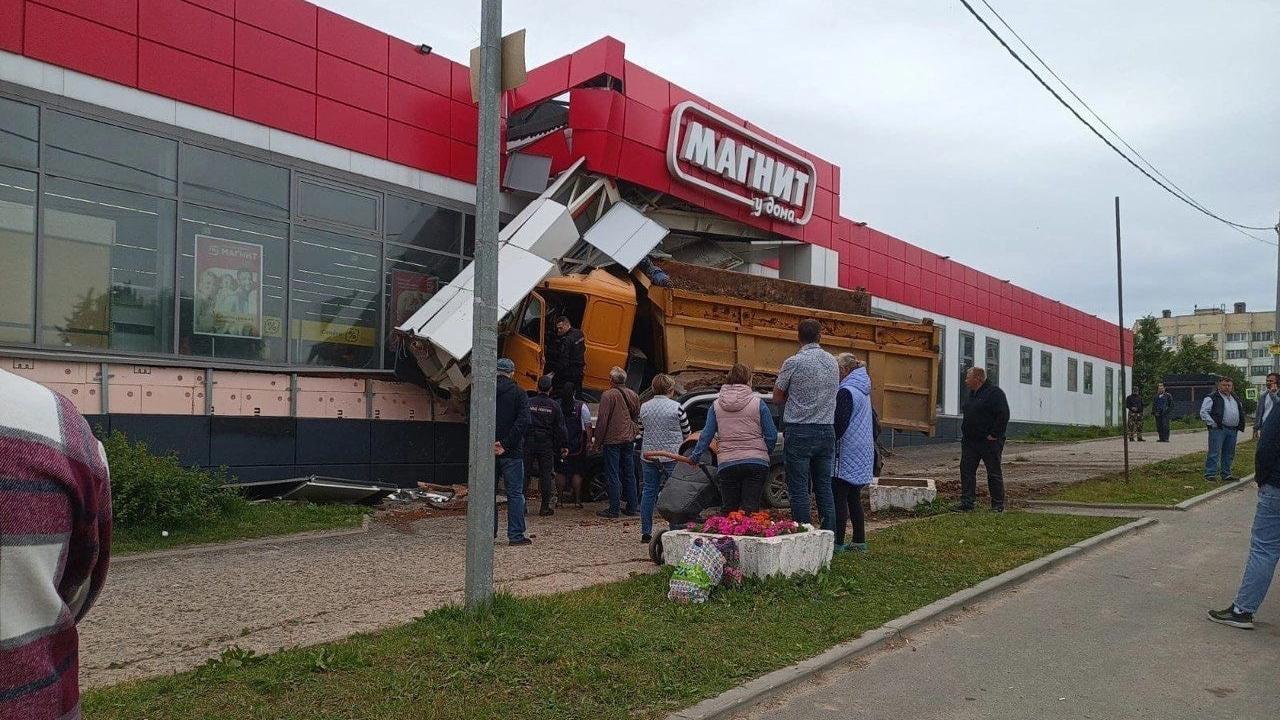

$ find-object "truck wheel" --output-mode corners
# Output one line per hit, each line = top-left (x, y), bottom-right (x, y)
(765, 463), (789, 508)
(649, 529), (667, 565)
(588, 471), (608, 503)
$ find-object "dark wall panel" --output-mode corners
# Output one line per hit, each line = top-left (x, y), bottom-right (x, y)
(371, 421), (433, 464)
(434, 423), (468, 464)
(294, 463), (371, 483)
(371, 463), (433, 488)
(210, 416), (296, 466)
(297, 418), (370, 464)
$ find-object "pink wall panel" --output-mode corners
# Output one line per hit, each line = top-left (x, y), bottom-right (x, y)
(184, 0), (231, 15)
(316, 97), (387, 158)
(25, 3), (138, 86)
(318, 53), (388, 114)
(234, 23), (316, 91)
(317, 7), (386, 71)
(139, 40), (233, 113)
(234, 0), (314, 46)
(139, 0), (233, 63)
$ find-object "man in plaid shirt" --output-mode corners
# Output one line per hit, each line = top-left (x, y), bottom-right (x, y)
(1, 369), (112, 720)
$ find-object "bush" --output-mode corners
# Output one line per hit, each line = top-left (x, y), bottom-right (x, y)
(102, 430), (246, 529)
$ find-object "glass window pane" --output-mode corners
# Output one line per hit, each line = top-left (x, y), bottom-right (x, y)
(178, 205), (287, 363)
(299, 179), (378, 231)
(464, 215), (475, 257)
(0, 97), (39, 168)
(383, 245), (461, 366)
(0, 167), (37, 343)
(183, 145), (288, 218)
(1040, 351), (1052, 388)
(291, 228), (380, 368)
(40, 177), (175, 352)
(45, 111), (177, 194)
(385, 196), (461, 253)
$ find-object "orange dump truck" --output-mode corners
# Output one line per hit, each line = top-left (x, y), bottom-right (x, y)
(501, 260), (940, 434)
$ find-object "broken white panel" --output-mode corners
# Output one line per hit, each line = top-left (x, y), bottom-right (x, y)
(415, 287), (475, 361)
(504, 199), (579, 260)
(582, 202), (668, 271)
(497, 244), (555, 313)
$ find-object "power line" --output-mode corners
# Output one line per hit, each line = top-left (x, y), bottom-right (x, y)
(958, 0), (1277, 238)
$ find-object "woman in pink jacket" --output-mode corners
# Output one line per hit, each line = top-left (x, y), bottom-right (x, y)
(686, 363), (779, 512)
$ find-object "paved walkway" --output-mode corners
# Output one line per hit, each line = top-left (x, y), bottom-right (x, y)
(735, 483), (1279, 720)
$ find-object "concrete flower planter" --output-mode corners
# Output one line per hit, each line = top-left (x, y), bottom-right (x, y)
(869, 477), (937, 512)
(661, 527), (835, 579)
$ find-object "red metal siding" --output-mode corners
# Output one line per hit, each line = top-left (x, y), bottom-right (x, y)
(317, 7), (386, 72)
(0, 0), (24, 51)
(316, 97), (386, 159)
(34, 0), (137, 32)
(24, 3), (138, 86)
(233, 69), (314, 137)
(234, 23), (316, 92)
(138, 0), (233, 64)
(139, 39), (232, 113)
(233, 0), (314, 46)
(318, 53), (388, 115)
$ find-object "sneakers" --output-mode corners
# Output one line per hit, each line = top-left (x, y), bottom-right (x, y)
(641, 533), (652, 544)
(847, 542), (869, 553)
(1207, 606), (1254, 629)
(509, 537), (533, 547)
(596, 510), (620, 519)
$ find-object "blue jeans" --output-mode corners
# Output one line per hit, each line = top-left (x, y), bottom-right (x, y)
(1232, 484), (1280, 614)
(494, 457), (527, 541)
(603, 443), (637, 515)
(783, 424), (837, 531)
(640, 460), (674, 536)
(1205, 428), (1240, 479)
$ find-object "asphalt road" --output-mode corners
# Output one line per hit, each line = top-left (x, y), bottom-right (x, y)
(734, 484), (1279, 720)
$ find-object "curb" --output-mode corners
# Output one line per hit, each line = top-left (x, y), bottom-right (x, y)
(112, 515), (372, 564)
(1025, 473), (1255, 513)
(666, 516), (1157, 720)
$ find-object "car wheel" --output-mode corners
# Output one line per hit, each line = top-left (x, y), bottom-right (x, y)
(649, 529), (667, 565)
(765, 463), (789, 509)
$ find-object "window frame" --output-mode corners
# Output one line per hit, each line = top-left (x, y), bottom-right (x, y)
(1019, 345), (1033, 384)
(1083, 361), (1094, 394)
(1067, 357), (1078, 392)
(1040, 350), (1053, 388)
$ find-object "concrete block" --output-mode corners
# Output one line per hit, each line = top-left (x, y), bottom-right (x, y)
(869, 477), (937, 512)
(662, 527), (834, 579)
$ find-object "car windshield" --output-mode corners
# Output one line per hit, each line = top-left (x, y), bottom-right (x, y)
(682, 392), (782, 432)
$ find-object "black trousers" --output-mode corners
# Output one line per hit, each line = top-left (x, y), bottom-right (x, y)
(1155, 414), (1171, 442)
(525, 444), (557, 509)
(718, 463), (767, 513)
(833, 481), (866, 545)
(960, 438), (1005, 510)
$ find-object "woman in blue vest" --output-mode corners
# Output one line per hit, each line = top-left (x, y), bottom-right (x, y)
(833, 353), (875, 553)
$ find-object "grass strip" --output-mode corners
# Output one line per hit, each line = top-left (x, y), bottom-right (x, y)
(112, 502), (368, 555)
(86, 511), (1126, 720)
(1047, 440), (1256, 506)
(1020, 416), (1201, 442)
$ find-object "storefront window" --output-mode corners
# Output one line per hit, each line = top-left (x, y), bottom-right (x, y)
(45, 111), (177, 194)
(179, 205), (287, 363)
(464, 215), (476, 258)
(183, 145), (288, 219)
(0, 167), (37, 343)
(299, 179), (379, 232)
(383, 245), (461, 366)
(40, 177), (175, 352)
(0, 97), (38, 168)
(291, 228), (380, 368)
(385, 195), (461, 253)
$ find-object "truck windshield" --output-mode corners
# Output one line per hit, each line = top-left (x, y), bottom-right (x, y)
(518, 295), (543, 342)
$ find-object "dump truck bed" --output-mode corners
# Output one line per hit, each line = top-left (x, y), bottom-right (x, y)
(643, 261), (939, 434)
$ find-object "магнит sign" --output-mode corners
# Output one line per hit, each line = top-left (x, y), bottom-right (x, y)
(666, 101), (817, 225)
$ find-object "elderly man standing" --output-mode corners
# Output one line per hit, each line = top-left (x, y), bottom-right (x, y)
(594, 366), (641, 519)
(1200, 376), (1246, 482)
(1, 369), (112, 720)
(959, 366), (1010, 512)
(774, 318), (839, 530)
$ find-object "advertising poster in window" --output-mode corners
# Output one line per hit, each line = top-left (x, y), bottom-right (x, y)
(194, 235), (263, 338)
(391, 269), (438, 327)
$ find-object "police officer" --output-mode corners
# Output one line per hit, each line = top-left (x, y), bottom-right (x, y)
(526, 375), (568, 516)
(548, 316), (585, 401)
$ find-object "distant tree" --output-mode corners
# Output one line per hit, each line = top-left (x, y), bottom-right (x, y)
(1167, 336), (1219, 375)
(1131, 316), (1170, 403)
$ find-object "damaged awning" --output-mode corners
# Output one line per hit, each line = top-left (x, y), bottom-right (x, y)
(394, 158), (668, 393)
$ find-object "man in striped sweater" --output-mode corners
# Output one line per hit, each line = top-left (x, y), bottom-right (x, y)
(0, 369), (112, 720)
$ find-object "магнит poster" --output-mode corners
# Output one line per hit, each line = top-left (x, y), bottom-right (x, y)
(194, 235), (263, 338)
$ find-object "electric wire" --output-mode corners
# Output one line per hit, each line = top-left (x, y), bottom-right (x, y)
(958, 0), (1277, 242)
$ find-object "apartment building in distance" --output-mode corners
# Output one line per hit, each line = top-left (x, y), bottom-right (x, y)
(1155, 302), (1278, 391)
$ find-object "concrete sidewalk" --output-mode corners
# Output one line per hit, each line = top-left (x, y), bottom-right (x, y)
(735, 484), (1278, 720)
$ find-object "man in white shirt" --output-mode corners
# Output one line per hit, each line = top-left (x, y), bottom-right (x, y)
(1200, 377), (1246, 482)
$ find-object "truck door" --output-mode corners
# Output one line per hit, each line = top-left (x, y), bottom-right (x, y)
(505, 292), (546, 391)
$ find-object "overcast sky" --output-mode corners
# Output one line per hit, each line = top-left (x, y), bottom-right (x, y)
(315, 0), (1279, 324)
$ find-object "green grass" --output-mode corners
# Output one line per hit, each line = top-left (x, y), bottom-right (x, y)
(85, 511), (1127, 720)
(112, 502), (368, 555)
(1047, 440), (1256, 506)
(1020, 416), (1201, 442)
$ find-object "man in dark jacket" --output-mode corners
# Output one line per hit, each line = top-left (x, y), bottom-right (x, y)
(1208, 391), (1280, 629)
(494, 358), (532, 545)
(1199, 377), (1246, 482)
(526, 375), (567, 516)
(1153, 383), (1174, 442)
(1125, 389), (1145, 442)
(959, 366), (1010, 512)
(548, 316), (585, 401)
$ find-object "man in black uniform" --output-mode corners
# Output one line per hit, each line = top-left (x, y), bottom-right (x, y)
(959, 366), (1010, 512)
(526, 375), (567, 516)
(548, 316), (585, 401)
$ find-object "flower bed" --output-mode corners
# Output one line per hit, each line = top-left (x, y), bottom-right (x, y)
(663, 512), (833, 580)
(698, 511), (805, 537)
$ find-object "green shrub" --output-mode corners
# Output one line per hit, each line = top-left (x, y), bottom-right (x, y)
(102, 430), (246, 529)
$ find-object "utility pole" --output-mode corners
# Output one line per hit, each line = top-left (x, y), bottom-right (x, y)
(1273, 210), (1280, 374)
(1116, 196), (1130, 482)
(464, 0), (502, 609)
